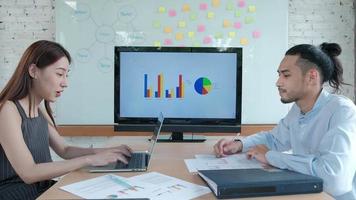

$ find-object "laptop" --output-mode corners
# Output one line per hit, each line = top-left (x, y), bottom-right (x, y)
(88, 113), (164, 172)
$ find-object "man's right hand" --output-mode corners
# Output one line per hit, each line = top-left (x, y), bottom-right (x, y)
(213, 139), (243, 157)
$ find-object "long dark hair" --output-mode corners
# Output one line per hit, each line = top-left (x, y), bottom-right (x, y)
(0, 40), (71, 126)
(285, 42), (347, 92)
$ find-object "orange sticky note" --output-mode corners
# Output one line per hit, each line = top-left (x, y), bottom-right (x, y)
(176, 32), (184, 40)
(164, 27), (172, 33)
(182, 4), (190, 12)
(223, 19), (231, 28)
(240, 37), (248, 45)
(212, 0), (220, 7)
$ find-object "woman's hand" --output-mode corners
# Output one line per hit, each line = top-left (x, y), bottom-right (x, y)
(87, 145), (133, 166)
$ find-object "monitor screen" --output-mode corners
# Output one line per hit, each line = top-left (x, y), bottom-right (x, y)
(114, 47), (242, 135)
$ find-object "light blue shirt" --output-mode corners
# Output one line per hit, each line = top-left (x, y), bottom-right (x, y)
(241, 89), (356, 199)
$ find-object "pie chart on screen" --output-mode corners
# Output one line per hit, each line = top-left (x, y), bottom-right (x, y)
(194, 77), (212, 95)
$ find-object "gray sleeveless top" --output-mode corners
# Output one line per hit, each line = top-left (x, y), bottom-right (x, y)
(0, 101), (53, 199)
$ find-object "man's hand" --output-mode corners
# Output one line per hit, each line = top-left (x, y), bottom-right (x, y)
(213, 139), (242, 157)
(246, 144), (270, 165)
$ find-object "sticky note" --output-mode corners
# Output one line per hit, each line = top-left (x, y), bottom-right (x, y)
(168, 9), (176, 17)
(214, 32), (223, 39)
(178, 21), (186, 28)
(226, 3), (234, 11)
(197, 24), (206, 32)
(252, 30), (261, 38)
(203, 36), (212, 44)
(158, 6), (166, 13)
(235, 10), (242, 17)
(248, 5), (256, 13)
(182, 4), (190, 12)
(154, 41), (161, 47)
(164, 27), (172, 33)
(234, 21), (241, 29)
(188, 31), (195, 38)
(207, 11), (215, 19)
(223, 19), (231, 28)
(199, 3), (208, 10)
(153, 20), (161, 28)
(212, 0), (220, 8)
(176, 32), (184, 40)
(164, 39), (173, 45)
(238, 0), (245, 7)
(240, 37), (248, 45)
(192, 41), (200, 47)
(190, 13), (197, 20)
(228, 32), (236, 38)
(245, 16), (254, 24)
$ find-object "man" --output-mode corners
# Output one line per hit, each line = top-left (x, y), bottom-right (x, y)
(214, 43), (356, 200)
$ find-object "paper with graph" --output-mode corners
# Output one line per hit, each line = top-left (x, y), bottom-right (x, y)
(184, 153), (263, 173)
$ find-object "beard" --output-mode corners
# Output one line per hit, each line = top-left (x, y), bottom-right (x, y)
(280, 97), (295, 104)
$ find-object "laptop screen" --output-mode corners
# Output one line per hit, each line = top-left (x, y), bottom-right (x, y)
(148, 113), (164, 155)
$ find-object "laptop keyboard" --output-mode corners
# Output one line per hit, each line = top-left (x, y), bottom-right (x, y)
(115, 152), (146, 169)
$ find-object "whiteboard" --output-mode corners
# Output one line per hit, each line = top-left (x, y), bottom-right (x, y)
(55, 0), (289, 125)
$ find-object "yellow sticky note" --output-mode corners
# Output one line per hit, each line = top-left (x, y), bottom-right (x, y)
(178, 21), (186, 28)
(228, 32), (236, 38)
(164, 27), (172, 33)
(223, 19), (231, 28)
(176, 32), (184, 40)
(158, 6), (166, 13)
(182, 4), (190, 12)
(248, 5), (256, 13)
(212, 0), (220, 7)
(188, 31), (195, 38)
(207, 12), (214, 19)
(240, 37), (248, 45)
(154, 41), (161, 47)
(192, 40), (200, 47)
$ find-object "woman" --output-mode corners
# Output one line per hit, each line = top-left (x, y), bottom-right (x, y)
(0, 40), (132, 199)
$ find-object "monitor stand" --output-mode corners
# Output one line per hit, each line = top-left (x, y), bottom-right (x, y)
(157, 132), (206, 143)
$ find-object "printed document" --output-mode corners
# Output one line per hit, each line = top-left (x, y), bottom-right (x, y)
(60, 172), (210, 199)
(184, 153), (263, 173)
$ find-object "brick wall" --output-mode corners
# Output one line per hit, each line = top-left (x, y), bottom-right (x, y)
(1, 0), (355, 101)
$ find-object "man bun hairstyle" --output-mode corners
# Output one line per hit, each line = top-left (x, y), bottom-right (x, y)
(285, 42), (346, 92)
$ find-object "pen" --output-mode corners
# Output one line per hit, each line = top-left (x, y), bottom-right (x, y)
(109, 174), (135, 190)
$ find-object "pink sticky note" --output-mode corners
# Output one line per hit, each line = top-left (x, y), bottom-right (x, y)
(199, 3), (208, 10)
(203, 36), (212, 44)
(234, 21), (241, 29)
(238, 0), (245, 7)
(197, 24), (206, 32)
(164, 39), (173, 45)
(252, 30), (261, 38)
(168, 9), (177, 17)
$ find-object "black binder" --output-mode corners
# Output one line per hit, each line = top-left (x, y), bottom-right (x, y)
(198, 168), (323, 199)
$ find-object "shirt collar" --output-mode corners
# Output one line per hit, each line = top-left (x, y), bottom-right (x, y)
(298, 89), (330, 122)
